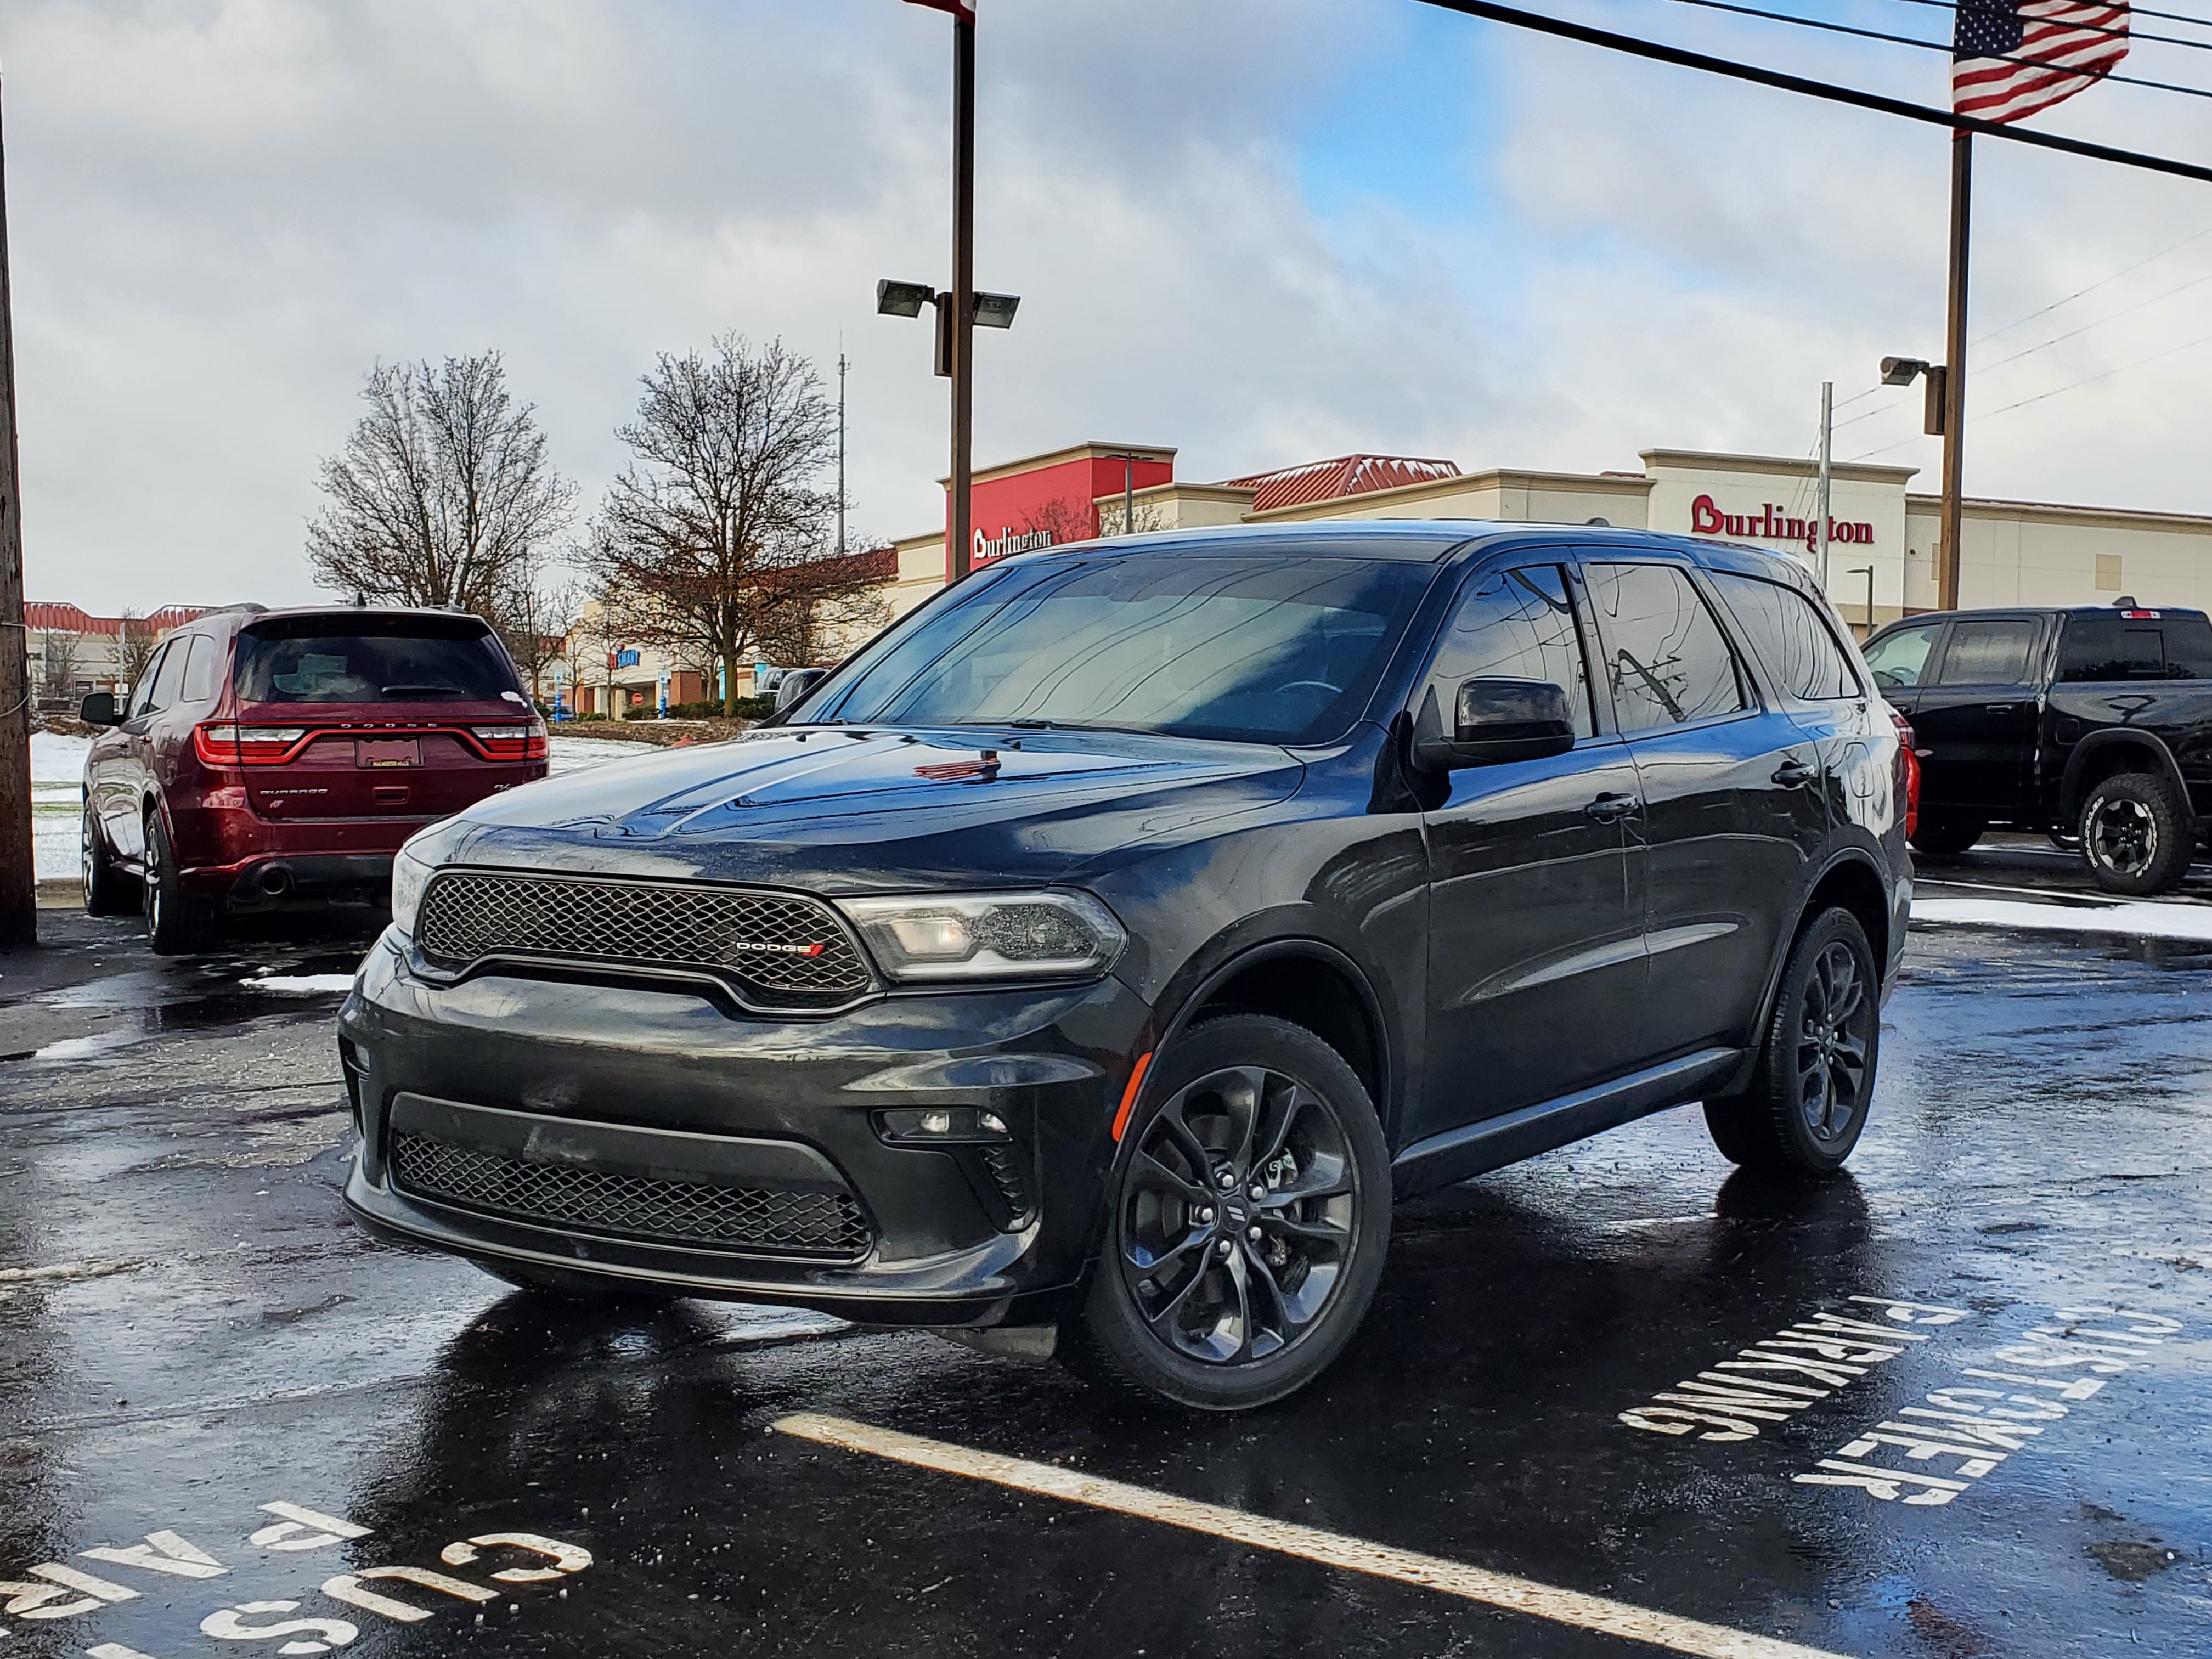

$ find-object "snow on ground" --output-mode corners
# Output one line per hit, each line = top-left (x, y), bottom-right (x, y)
(31, 732), (91, 882)
(547, 733), (661, 775)
(1911, 895), (2212, 944)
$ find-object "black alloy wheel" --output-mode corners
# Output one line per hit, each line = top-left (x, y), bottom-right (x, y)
(2080, 771), (2193, 896)
(144, 811), (218, 955)
(1066, 1014), (1390, 1411)
(81, 806), (140, 917)
(1705, 907), (1880, 1176)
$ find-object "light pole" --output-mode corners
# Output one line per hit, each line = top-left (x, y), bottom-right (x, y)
(1879, 354), (1950, 608)
(1849, 565), (1876, 640)
(893, 0), (1001, 584)
(877, 278), (1019, 573)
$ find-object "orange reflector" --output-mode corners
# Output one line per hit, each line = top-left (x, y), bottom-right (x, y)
(1110, 1051), (1154, 1142)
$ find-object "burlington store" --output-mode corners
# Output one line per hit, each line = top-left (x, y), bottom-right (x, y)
(887, 442), (2212, 637)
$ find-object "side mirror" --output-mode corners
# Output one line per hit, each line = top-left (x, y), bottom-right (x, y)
(775, 667), (827, 714)
(79, 692), (120, 727)
(1416, 678), (1575, 771)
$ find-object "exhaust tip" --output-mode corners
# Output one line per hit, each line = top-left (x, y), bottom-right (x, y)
(258, 864), (295, 898)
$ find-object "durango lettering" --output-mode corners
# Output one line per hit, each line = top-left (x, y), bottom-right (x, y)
(1690, 492), (1873, 551)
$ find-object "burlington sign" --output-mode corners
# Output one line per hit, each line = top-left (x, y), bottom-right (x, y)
(1690, 493), (1874, 552)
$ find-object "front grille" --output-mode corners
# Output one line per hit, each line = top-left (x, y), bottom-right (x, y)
(390, 1131), (872, 1257)
(415, 872), (872, 1006)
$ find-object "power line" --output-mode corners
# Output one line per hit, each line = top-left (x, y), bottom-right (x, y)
(1661, 0), (2212, 102)
(1876, 0), (2212, 38)
(1971, 223), (2212, 344)
(1413, 0), (2212, 185)
(1873, 0), (2212, 53)
(1975, 264), (2212, 372)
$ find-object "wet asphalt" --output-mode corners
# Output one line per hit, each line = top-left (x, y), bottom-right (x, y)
(0, 839), (2206, 1659)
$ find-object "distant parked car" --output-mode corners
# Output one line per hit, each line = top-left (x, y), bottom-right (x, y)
(80, 605), (549, 952)
(1863, 600), (2212, 894)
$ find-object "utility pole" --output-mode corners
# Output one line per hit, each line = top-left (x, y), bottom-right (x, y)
(947, 3), (977, 580)
(1938, 131), (1971, 612)
(1816, 380), (1833, 594)
(0, 76), (33, 946)
(836, 348), (848, 558)
(1123, 456), (1135, 538)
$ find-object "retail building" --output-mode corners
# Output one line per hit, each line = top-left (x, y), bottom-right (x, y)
(884, 440), (2212, 636)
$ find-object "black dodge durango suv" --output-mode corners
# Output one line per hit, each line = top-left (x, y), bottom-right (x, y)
(340, 523), (1912, 1410)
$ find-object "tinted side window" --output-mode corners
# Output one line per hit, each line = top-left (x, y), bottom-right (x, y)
(1426, 565), (1594, 739)
(1934, 619), (2039, 686)
(1709, 572), (1862, 700)
(129, 643), (172, 719)
(1862, 623), (1942, 692)
(180, 635), (221, 703)
(145, 640), (190, 713)
(1585, 562), (1747, 732)
(2058, 615), (2212, 682)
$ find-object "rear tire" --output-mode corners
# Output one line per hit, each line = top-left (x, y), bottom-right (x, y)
(1063, 1014), (1390, 1412)
(144, 811), (219, 955)
(81, 807), (140, 916)
(2081, 771), (2193, 896)
(1908, 814), (1985, 857)
(1704, 907), (1880, 1177)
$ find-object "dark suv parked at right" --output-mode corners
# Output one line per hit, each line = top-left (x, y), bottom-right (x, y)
(1864, 601), (2212, 894)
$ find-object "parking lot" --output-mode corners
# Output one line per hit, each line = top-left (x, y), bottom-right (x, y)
(0, 837), (2205, 1659)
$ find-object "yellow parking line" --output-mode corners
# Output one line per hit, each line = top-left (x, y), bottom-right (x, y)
(773, 1413), (1847, 1659)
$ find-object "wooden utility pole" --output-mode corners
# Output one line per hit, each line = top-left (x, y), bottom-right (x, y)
(947, 5), (977, 581)
(0, 77), (35, 946)
(1937, 131), (1971, 613)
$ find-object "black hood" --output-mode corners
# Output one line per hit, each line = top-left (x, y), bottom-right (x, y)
(443, 726), (1307, 893)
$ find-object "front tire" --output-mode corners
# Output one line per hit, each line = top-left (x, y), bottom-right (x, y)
(2081, 771), (2193, 896)
(82, 806), (140, 916)
(144, 811), (218, 955)
(1064, 1014), (1390, 1412)
(1705, 907), (1880, 1177)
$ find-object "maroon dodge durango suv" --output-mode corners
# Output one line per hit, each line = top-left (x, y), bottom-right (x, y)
(80, 605), (549, 952)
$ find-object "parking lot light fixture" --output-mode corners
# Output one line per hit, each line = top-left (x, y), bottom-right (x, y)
(876, 280), (935, 319)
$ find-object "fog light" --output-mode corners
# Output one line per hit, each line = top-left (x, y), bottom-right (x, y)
(875, 1107), (1013, 1144)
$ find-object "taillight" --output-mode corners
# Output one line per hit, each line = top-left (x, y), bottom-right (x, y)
(194, 724), (308, 766)
(470, 719), (549, 761)
(1888, 709), (1920, 841)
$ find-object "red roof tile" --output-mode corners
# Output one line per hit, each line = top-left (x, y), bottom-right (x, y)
(1222, 454), (1462, 515)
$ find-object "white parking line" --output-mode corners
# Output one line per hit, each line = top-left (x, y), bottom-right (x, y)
(773, 1413), (1847, 1659)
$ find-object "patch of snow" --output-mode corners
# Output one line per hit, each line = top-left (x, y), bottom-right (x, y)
(547, 735), (662, 776)
(241, 973), (358, 995)
(1912, 895), (2212, 944)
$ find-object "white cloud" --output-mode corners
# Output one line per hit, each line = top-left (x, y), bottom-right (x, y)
(7, 0), (2210, 612)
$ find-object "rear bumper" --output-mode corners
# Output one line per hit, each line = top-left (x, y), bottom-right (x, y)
(337, 929), (1150, 1327)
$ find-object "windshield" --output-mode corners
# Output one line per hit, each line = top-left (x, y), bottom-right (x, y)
(809, 553), (1435, 744)
(236, 617), (522, 704)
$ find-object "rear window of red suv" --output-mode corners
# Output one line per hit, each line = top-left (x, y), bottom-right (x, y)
(236, 616), (522, 704)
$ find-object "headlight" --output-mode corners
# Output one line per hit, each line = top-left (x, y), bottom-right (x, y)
(834, 891), (1126, 983)
(388, 816), (472, 937)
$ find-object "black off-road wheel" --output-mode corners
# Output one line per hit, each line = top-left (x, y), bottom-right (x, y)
(1064, 1015), (1390, 1412)
(1705, 907), (1880, 1177)
(81, 806), (140, 916)
(144, 811), (219, 955)
(1908, 813), (1985, 857)
(2080, 771), (2193, 896)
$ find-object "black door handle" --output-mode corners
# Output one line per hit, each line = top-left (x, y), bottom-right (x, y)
(1772, 760), (1817, 788)
(1584, 791), (1636, 823)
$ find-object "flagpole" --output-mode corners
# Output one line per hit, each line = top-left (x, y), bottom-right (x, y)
(1938, 129), (1971, 613)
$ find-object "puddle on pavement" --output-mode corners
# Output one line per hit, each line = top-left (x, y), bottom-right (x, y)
(2, 952), (364, 1066)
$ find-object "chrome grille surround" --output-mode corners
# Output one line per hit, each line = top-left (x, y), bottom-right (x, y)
(389, 1131), (872, 1258)
(413, 870), (873, 1009)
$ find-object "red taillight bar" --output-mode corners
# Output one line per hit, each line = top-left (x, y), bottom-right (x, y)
(1888, 709), (1920, 842)
(193, 723), (310, 766)
(193, 720), (548, 766)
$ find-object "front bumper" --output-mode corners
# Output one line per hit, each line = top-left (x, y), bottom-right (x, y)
(338, 929), (1150, 1327)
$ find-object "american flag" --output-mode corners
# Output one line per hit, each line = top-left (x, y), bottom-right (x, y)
(1954, 0), (2130, 124)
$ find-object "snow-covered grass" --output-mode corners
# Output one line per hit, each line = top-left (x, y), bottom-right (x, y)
(32, 732), (90, 882)
(547, 734), (659, 775)
(1912, 895), (2212, 944)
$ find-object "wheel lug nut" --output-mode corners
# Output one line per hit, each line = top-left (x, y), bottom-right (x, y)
(1196, 1206), (1214, 1224)
(1249, 1184), (1266, 1200)
(1216, 1170), (1236, 1190)
(1246, 1225), (1262, 1242)
(1215, 1239), (1233, 1259)
(1138, 1279), (1156, 1296)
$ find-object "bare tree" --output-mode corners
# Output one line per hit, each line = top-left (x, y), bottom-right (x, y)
(752, 546), (895, 669)
(589, 336), (838, 715)
(500, 571), (581, 708)
(1015, 496), (1098, 548)
(1095, 496), (1175, 538)
(307, 353), (574, 623)
(116, 611), (158, 690)
(35, 628), (78, 702)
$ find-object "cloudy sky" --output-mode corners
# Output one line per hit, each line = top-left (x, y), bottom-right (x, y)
(8, 0), (2211, 613)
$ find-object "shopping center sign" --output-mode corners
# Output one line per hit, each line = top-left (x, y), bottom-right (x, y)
(1690, 493), (1874, 551)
